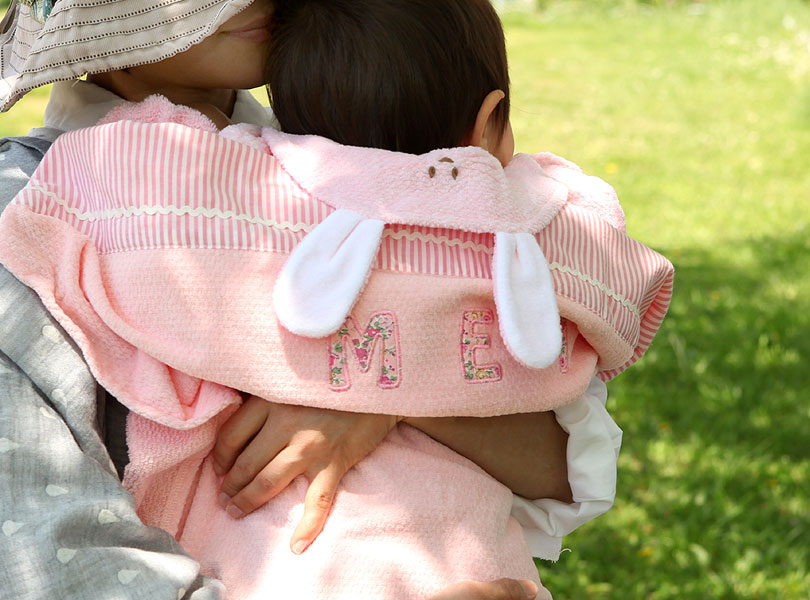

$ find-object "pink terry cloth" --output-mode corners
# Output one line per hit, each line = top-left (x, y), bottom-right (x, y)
(0, 96), (673, 599)
(127, 415), (548, 600)
(532, 152), (627, 232)
(97, 93), (222, 134)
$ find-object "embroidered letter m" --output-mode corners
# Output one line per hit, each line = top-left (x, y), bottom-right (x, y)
(328, 311), (401, 391)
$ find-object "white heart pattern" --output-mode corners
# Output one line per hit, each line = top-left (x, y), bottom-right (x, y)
(178, 588), (187, 600)
(39, 407), (58, 420)
(2, 521), (23, 537)
(118, 569), (140, 585)
(57, 548), (77, 564)
(97, 509), (120, 525)
(45, 484), (69, 497)
(0, 438), (21, 453)
(41, 324), (62, 343)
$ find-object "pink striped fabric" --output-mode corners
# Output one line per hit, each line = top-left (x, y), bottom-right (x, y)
(28, 121), (319, 255)
(12, 119), (673, 379)
(23, 121), (496, 277)
(538, 204), (674, 378)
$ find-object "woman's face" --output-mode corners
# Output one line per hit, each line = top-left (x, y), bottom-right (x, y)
(125, 0), (274, 92)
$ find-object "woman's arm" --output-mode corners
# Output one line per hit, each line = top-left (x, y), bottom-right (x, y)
(0, 310), (223, 600)
(212, 399), (572, 554)
(2, 138), (225, 599)
(429, 579), (540, 600)
(405, 411), (572, 502)
(213, 378), (622, 561)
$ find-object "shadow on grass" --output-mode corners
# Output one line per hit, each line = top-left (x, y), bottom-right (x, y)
(613, 228), (809, 459)
(542, 229), (810, 599)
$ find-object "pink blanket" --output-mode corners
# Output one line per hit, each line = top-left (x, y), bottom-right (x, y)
(0, 97), (673, 599)
(127, 413), (543, 599)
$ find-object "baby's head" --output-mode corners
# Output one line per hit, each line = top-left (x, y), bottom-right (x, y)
(266, 0), (514, 165)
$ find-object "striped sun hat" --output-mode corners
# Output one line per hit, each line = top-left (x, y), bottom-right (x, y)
(0, 0), (255, 112)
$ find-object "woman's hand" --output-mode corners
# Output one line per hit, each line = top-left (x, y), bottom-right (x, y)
(211, 396), (399, 553)
(427, 579), (540, 600)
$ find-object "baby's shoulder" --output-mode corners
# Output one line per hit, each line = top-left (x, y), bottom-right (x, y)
(531, 152), (625, 232)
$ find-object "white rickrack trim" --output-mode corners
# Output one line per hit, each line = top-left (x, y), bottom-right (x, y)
(548, 262), (641, 319)
(382, 229), (494, 254)
(21, 187), (315, 233)
(22, 189), (495, 253)
(20, 190), (642, 316)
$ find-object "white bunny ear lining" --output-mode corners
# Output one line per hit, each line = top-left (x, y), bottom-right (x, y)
(493, 232), (562, 369)
(274, 217), (562, 370)
(273, 209), (385, 338)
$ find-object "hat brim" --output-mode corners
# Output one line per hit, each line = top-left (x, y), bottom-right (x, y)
(1, 0), (255, 112)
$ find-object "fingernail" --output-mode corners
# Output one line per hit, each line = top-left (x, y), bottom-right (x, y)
(291, 539), (309, 555)
(520, 580), (539, 599)
(218, 492), (231, 508)
(226, 504), (244, 519)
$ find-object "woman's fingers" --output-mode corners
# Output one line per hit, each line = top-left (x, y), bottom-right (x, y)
(289, 463), (344, 554)
(427, 579), (539, 600)
(211, 396), (272, 476)
(217, 420), (288, 501)
(221, 445), (306, 518)
(214, 401), (398, 534)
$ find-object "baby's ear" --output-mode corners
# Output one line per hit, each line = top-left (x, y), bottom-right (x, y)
(466, 89), (506, 150)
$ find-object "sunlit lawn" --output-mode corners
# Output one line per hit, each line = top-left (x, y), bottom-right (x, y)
(503, 1), (810, 598)
(2, 0), (809, 598)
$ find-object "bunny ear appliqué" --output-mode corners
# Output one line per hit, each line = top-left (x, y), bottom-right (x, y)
(274, 209), (385, 337)
(493, 232), (562, 369)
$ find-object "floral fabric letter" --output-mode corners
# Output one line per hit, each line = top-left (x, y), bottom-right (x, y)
(328, 312), (401, 391)
(461, 310), (503, 383)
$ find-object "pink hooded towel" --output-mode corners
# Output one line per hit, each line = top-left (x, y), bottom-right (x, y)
(0, 96), (674, 599)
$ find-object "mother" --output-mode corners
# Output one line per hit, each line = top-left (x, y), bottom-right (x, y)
(0, 1), (621, 599)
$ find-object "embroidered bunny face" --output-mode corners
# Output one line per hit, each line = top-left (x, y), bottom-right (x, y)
(426, 117), (514, 183)
(428, 157), (460, 181)
(428, 156), (458, 179)
(260, 127), (566, 234)
(266, 129), (566, 369)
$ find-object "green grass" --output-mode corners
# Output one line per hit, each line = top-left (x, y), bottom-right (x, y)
(3, 1), (809, 598)
(503, 1), (810, 598)
(0, 86), (50, 135)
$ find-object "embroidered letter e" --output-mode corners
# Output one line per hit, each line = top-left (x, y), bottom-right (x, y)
(461, 310), (503, 383)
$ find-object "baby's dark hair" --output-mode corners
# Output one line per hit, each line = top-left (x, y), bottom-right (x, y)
(266, 0), (510, 155)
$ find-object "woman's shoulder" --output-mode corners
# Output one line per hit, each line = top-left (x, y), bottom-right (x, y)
(1, 135), (53, 171)
(0, 135), (55, 212)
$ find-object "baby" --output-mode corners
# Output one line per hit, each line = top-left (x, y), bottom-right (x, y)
(0, 0), (674, 598)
